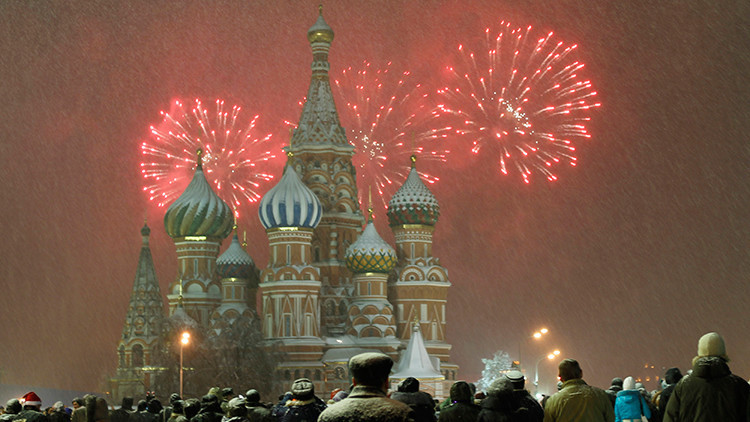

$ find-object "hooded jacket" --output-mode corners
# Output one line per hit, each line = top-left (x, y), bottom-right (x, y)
(614, 378), (651, 422)
(663, 356), (749, 422)
(438, 381), (480, 422)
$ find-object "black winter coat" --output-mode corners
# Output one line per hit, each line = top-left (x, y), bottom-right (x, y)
(664, 356), (749, 422)
(390, 391), (436, 422)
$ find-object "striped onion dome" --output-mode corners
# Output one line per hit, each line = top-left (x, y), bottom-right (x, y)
(387, 165), (440, 226)
(345, 221), (397, 274)
(216, 233), (254, 279)
(164, 156), (233, 239)
(258, 165), (322, 229)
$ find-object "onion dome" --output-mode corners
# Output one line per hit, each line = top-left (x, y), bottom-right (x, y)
(259, 165), (322, 229)
(345, 221), (397, 274)
(216, 233), (254, 279)
(164, 150), (233, 239)
(387, 160), (440, 226)
(307, 5), (334, 43)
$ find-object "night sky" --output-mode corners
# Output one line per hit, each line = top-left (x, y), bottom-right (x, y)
(1, 1), (748, 396)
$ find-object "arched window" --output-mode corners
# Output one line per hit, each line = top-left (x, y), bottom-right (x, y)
(132, 344), (144, 368)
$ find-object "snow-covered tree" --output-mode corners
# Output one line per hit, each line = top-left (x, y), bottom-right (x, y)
(478, 350), (515, 392)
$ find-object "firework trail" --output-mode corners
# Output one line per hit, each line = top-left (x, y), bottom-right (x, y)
(432, 21), (601, 183)
(140, 99), (277, 217)
(332, 60), (449, 209)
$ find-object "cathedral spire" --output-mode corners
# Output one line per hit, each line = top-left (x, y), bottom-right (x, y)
(290, 7), (349, 148)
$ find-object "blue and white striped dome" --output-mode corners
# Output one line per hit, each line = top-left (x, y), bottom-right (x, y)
(258, 165), (322, 229)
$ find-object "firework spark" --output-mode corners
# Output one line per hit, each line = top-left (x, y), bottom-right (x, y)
(432, 21), (601, 183)
(140, 99), (276, 217)
(332, 60), (448, 209)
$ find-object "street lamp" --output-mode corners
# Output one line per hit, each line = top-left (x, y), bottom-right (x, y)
(519, 327), (550, 365)
(534, 349), (561, 395)
(179, 331), (190, 398)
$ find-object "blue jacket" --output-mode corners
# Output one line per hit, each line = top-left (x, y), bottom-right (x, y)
(614, 390), (650, 422)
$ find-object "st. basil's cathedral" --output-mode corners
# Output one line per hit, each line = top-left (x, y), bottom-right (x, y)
(109, 10), (458, 400)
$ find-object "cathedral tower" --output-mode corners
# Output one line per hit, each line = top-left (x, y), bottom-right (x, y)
(344, 206), (399, 349)
(111, 222), (166, 400)
(387, 157), (457, 380)
(258, 159), (325, 378)
(164, 150), (234, 326)
(286, 8), (364, 337)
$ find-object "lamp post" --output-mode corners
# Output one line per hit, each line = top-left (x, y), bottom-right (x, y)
(179, 331), (190, 398)
(534, 349), (560, 395)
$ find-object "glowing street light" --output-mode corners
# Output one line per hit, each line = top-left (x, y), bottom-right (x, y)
(534, 349), (561, 395)
(179, 331), (190, 398)
(519, 327), (550, 364)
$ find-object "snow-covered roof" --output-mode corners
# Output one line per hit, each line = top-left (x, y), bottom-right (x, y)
(387, 165), (440, 226)
(391, 324), (444, 380)
(345, 221), (397, 273)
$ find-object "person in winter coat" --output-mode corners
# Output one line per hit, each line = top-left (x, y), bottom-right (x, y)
(13, 392), (49, 422)
(2, 400), (22, 422)
(110, 398), (133, 422)
(318, 352), (414, 422)
(220, 398), (247, 422)
(605, 378), (623, 408)
(166, 401), (187, 422)
(270, 378), (326, 422)
(190, 395), (223, 422)
(390, 377), (436, 422)
(655, 368), (681, 417)
(48, 402), (70, 422)
(476, 377), (521, 422)
(242, 390), (271, 422)
(614, 377), (651, 422)
(664, 332), (749, 422)
(438, 381), (480, 422)
(543, 359), (614, 422)
(85, 397), (109, 422)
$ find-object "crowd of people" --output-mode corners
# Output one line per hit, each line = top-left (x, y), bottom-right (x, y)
(1, 332), (747, 422)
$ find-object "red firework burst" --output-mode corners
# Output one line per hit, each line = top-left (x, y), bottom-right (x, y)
(332, 60), (448, 209)
(432, 21), (601, 183)
(140, 99), (277, 217)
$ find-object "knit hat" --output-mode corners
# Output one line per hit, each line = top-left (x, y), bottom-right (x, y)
(291, 378), (314, 400)
(697, 332), (728, 360)
(245, 390), (260, 403)
(21, 392), (42, 408)
(487, 377), (513, 397)
(664, 367), (683, 384)
(623, 376), (635, 390)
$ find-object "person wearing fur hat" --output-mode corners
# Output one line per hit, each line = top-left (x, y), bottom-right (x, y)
(13, 392), (48, 422)
(390, 377), (436, 422)
(542, 359), (614, 422)
(438, 381), (480, 422)
(664, 332), (749, 422)
(270, 378), (326, 422)
(613, 377), (650, 422)
(318, 352), (413, 422)
(2, 400), (22, 422)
